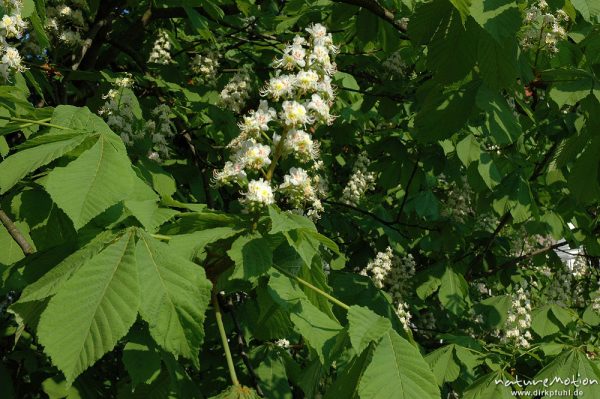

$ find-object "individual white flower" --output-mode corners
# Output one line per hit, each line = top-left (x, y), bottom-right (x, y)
(307, 93), (335, 125)
(295, 70), (319, 93)
(115, 73), (134, 88)
(317, 75), (335, 100)
(306, 23), (327, 40)
(213, 161), (247, 186)
(1, 46), (22, 70)
(280, 100), (311, 126)
(1, 14), (26, 38)
(274, 128), (319, 162)
(261, 75), (296, 100)
(231, 101), (277, 147)
(233, 139), (271, 170)
(59, 29), (82, 46)
(274, 41), (306, 70)
(242, 178), (275, 207)
(57, 4), (72, 17)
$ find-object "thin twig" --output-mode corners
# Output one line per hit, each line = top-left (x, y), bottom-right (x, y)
(395, 156), (420, 222)
(0, 209), (34, 255)
(331, 0), (408, 37)
(225, 297), (264, 397)
(212, 292), (240, 386)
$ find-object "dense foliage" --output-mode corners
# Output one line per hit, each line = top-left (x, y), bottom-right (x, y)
(1, 0), (600, 398)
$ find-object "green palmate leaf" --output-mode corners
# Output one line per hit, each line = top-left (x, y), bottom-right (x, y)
(531, 304), (568, 338)
(268, 272), (343, 364)
(45, 135), (135, 229)
(168, 227), (241, 260)
(0, 219), (30, 265)
(469, 0), (521, 42)
(228, 234), (273, 281)
(251, 346), (293, 399)
(347, 305), (391, 356)
(425, 345), (461, 386)
(568, 139), (600, 204)
(426, 12), (478, 84)
(0, 134), (87, 194)
(283, 229), (320, 268)
(474, 295), (511, 328)
(476, 85), (522, 144)
(415, 81), (479, 142)
(324, 346), (372, 399)
(456, 134), (481, 167)
(135, 233), (212, 366)
(410, 1), (453, 45)
(527, 349), (600, 397)
(37, 231), (139, 382)
(49, 105), (113, 135)
(477, 32), (519, 90)
(449, 0), (471, 24)
(122, 330), (162, 387)
(16, 230), (116, 303)
(477, 152), (502, 190)
(268, 205), (316, 234)
(463, 371), (515, 399)
(358, 329), (439, 399)
(438, 267), (469, 316)
(124, 200), (178, 232)
(545, 69), (595, 108)
(571, 0), (600, 22)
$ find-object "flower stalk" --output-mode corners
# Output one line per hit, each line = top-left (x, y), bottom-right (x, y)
(212, 292), (240, 386)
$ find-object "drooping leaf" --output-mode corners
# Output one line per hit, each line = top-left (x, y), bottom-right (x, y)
(358, 329), (440, 399)
(45, 136), (135, 229)
(425, 345), (461, 386)
(37, 231), (139, 382)
(228, 234), (273, 281)
(135, 233), (212, 366)
(347, 305), (391, 356)
(0, 134), (88, 194)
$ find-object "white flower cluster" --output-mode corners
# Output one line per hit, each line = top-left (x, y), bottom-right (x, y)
(592, 296), (600, 315)
(504, 284), (533, 349)
(382, 50), (406, 79)
(192, 52), (219, 84)
(440, 177), (473, 223)
(521, 1), (569, 54)
(395, 301), (412, 331)
(99, 76), (176, 161)
(360, 247), (416, 330)
(45, 1), (88, 48)
(545, 263), (574, 307)
(275, 338), (290, 349)
(148, 31), (172, 65)
(0, 0), (27, 80)
(213, 24), (337, 217)
(342, 152), (376, 206)
(219, 69), (252, 113)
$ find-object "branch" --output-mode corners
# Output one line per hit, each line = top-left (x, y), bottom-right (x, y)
(395, 156), (419, 222)
(0, 209), (34, 255)
(322, 199), (408, 237)
(212, 292), (239, 386)
(493, 240), (568, 273)
(331, 0), (408, 36)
